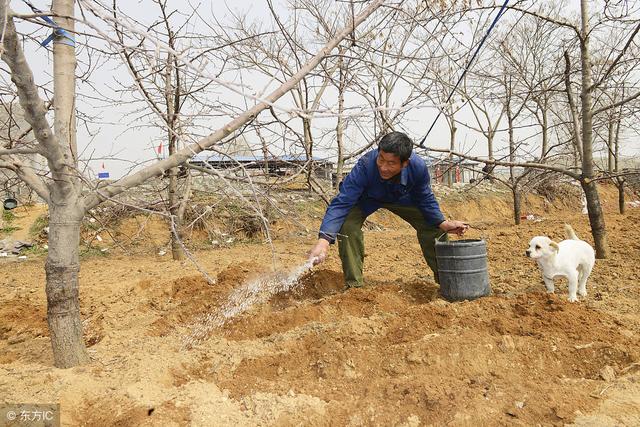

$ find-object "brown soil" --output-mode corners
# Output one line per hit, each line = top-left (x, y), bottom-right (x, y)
(1, 184), (639, 426)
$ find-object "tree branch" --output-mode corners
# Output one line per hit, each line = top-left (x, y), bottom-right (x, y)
(508, 5), (580, 38)
(82, 0), (386, 209)
(563, 50), (583, 160)
(593, 88), (640, 116)
(0, 148), (41, 156)
(422, 146), (582, 180)
(0, 6), (65, 172)
(0, 157), (50, 202)
(589, 21), (640, 92)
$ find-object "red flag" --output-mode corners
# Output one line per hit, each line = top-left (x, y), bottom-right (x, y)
(157, 142), (163, 154)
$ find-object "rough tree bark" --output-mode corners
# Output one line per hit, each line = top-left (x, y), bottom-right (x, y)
(164, 50), (185, 260)
(505, 76), (521, 225)
(47, 0), (90, 368)
(609, 98), (626, 215)
(579, 0), (609, 258)
(334, 50), (346, 192)
(0, 0), (91, 367)
(446, 108), (457, 187)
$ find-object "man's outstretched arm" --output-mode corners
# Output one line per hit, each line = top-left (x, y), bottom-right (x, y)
(309, 157), (369, 264)
(411, 164), (468, 235)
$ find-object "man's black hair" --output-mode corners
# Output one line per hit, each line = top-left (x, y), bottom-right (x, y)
(378, 131), (413, 162)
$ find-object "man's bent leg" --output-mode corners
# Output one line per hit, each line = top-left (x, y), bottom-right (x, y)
(337, 206), (367, 287)
(383, 204), (447, 283)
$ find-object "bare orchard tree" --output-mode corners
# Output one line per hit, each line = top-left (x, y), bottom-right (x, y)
(510, 0), (640, 258)
(460, 74), (505, 173)
(111, 0), (228, 260)
(591, 34), (640, 215)
(495, 4), (566, 163)
(425, 50), (468, 187)
(487, 20), (564, 224)
(212, 0), (348, 194)
(0, 0), (385, 367)
(345, 0), (464, 156)
(606, 98), (627, 214)
(500, 73), (531, 225)
(330, 45), (353, 191)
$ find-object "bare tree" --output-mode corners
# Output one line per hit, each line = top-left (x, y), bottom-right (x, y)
(507, 0), (640, 258)
(111, 0), (224, 260)
(0, 0), (385, 367)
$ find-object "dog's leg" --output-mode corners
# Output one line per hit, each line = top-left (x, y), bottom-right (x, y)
(567, 271), (579, 302)
(578, 263), (592, 297)
(543, 275), (555, 294)
(577, 266), (584, 291)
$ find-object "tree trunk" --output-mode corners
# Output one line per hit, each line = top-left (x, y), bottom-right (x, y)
(335, 54), (345, 192)
(513, 187), (521, 225)
(167, 136), (184, 260)
(563, 51), (583, 167)
(168, 166), (184, 260)
(45, 0), (89, 368)
(486, 132), (494, 181)
(616, 180), (625, 214)
(581, 180), (608, 255)
(579, 0), (609, 258)
(540, 103), (548, 161)
(506, 78), (518, 224)
(163, 50), (184, 261)
(261, 136), (270, 177)
(614, 108), (624, 215)
(607, 113), (615, 173)
(448, 118), (456, 188)
(177, 170), (192, 224)
(46, 203), (88, 367)
(303, 117), (314, 192)
(53, 4), (77, 162)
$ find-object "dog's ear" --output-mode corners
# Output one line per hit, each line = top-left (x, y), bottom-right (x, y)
(550, 241), (560, 252)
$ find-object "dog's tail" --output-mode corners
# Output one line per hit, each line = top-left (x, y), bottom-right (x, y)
(564, 224), (579, 240)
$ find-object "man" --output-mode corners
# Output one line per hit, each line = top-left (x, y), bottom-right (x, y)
(308, 131), (468, 288)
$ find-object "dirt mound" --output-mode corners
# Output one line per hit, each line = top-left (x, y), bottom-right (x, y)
(0, 299), (47, 364)
(147, 262), (268, 336)
(269, 268), (344, 309)
(214, 290), (638, 426)
(2, 188), (640, 425)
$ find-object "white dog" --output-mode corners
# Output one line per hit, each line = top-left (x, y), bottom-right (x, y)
(526, 224), (595, 302)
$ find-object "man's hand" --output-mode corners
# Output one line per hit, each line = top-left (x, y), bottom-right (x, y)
(439, 220), (469, 236)
(308, 238), (330, 265)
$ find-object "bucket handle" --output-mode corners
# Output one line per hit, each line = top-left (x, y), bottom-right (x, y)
(435, 223), (486, 243)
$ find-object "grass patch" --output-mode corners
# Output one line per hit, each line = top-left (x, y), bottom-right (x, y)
(20, 244), (48, 257)
(80, 247), (108, 259)
(1, 210), (20, 237)
(0, 225), (20, 237)
(2, 210), (15, 222)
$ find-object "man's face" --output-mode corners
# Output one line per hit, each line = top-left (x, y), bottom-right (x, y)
(376, 150), (409, 180)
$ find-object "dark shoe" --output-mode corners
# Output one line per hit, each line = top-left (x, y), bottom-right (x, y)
(344, 281), (364, 290)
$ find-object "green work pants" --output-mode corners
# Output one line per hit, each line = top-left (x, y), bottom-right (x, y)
(337, 204), (446, 287)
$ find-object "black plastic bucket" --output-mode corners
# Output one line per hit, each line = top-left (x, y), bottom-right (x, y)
(3, 198), (17, 210)
(435, 236), (491, 301)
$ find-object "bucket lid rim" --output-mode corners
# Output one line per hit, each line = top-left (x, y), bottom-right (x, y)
(435, 238), (486, 245)
(3, 198), (18, 209)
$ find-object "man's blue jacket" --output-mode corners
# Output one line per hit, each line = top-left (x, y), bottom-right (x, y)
(319, 149), (445, 243)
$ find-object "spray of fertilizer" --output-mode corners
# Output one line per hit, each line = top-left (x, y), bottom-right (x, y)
(182, 257), (317, 349)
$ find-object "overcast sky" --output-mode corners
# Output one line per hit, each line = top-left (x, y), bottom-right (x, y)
(9, 0), (640, 179)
